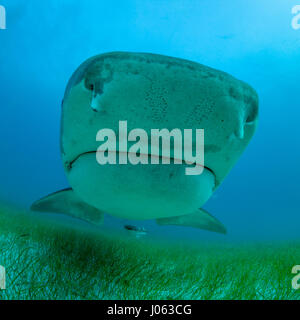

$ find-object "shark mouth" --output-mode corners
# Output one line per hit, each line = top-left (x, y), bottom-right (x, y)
(66, 150), (215, 178)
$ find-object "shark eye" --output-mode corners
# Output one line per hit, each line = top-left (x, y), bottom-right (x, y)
(245, 106), (257, 124)
(246, 114), (254, 124)
(84, 78), (95, 92)
(244, 95), (258, 124)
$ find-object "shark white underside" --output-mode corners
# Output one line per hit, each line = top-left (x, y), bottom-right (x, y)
(31, 188), (227, 234)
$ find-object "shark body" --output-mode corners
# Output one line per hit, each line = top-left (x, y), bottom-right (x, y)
(31, 52), (258, 234)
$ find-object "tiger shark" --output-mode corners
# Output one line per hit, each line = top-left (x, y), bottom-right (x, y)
(31, 52), (258, 234)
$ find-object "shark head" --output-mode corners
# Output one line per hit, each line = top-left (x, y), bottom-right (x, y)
(60, 52), (258, 220)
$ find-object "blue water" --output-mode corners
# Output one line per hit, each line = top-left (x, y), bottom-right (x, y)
(0, 0), (299, 241)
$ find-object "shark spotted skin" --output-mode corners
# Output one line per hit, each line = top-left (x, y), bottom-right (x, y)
(31, 52), (258, 234)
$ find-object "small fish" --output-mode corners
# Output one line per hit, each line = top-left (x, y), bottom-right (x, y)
(124, 225), (148, 238)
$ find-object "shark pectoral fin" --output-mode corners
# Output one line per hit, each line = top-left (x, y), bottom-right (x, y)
(156, 208), (227, 234)
(30, 188), (104, 226)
